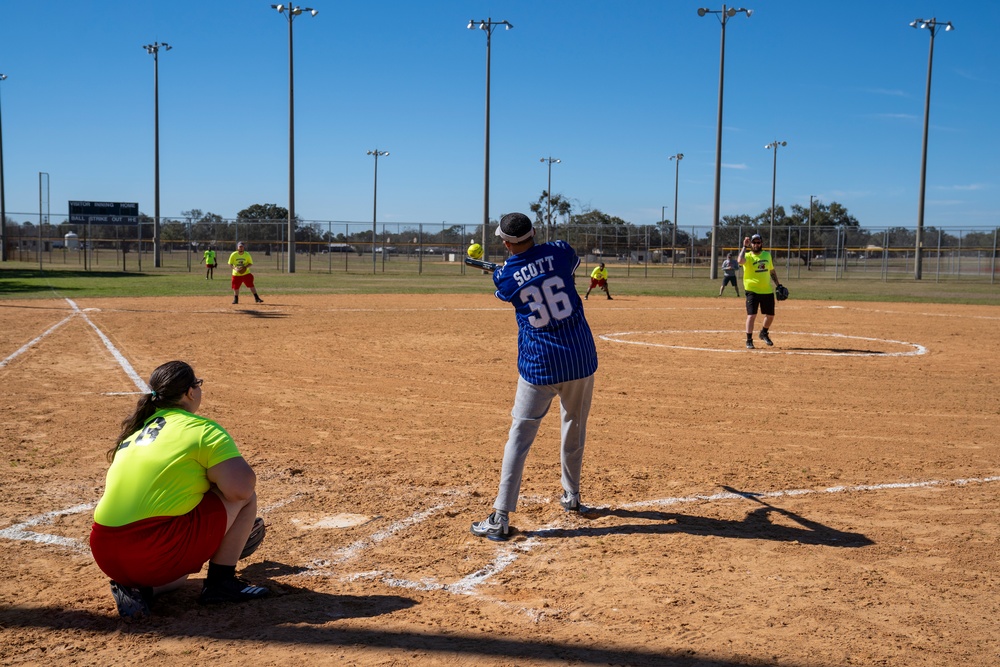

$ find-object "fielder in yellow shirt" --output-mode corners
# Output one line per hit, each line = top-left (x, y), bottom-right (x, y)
(738, 233), (783, 349)
(584, 262), (612, 300)
(227, 242), (263, 305)
(202, 247), (217, 280)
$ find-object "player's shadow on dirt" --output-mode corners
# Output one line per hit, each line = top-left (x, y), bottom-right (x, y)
(0, 558), (774, 666)
(0, 602), (810, 667)
(530, 489), (872, 548)
(233, 308), (288, 318)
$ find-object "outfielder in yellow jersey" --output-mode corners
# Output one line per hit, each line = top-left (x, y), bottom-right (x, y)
(202, 247), (217, 280)
(738, 234), (783, 349)
(227, 241), (263, 305)
(89, 360), (269, 618)
(584, 262), (612, 300)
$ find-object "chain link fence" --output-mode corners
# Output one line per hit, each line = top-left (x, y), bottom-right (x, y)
(4, 215), (999, 282)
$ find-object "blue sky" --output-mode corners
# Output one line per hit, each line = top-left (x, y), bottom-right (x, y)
(1, 1), (997, 232)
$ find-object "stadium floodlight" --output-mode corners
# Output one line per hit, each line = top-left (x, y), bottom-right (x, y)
(910, 17), (954, 280)
(0, 74), (7, 263)
(669, 153), (684, 275)
(143, 42), (171, 268)
(467, 18), (513, 261)
(540, 157), (561, 242)
(698, 4), (752, 280)
(367, 150), (389, 274)
(765, 140), (787, 247)
(272, 4), (318, 273)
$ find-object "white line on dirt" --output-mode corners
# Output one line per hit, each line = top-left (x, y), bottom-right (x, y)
(622, 475), (1000, 509)
(0, 314), (77, 368)
(0, 503), (94, 551)
(304, 502), (453, 572)
(599, 330), (927, 357)
(66, 299), (149, 391)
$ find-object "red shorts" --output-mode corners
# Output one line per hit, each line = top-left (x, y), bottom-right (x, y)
(589, 278), (607, 289)
(90, 492), (227, 587)
(231, 273), (255, 290)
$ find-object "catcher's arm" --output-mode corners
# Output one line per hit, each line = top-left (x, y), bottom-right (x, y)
(464, 257), (502, 272)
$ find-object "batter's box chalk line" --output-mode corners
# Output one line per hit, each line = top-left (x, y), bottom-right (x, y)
(600, 330), (926, 357)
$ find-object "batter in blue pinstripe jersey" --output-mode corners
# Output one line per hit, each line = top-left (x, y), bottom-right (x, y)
(471, 213), (599, 541)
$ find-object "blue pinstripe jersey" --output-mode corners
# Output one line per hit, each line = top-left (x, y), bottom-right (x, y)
(493, 240), (598, 385)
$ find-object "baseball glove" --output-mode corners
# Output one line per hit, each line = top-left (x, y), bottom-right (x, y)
(239, 517), (266, 560)
(775, 285), (789, 301)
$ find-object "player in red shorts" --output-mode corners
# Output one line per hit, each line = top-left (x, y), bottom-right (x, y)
(584, 262), (612, 300)
(90, 361), (268, 618)
(228, 242), (264, 305)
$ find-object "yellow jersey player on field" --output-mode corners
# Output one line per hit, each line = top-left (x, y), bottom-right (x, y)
(227, 242), (263, 305)
(738, 234), (783, 349)
(202, 247), (217, 280)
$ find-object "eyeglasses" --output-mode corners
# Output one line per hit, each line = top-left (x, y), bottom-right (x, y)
(191, 379), (204, 389)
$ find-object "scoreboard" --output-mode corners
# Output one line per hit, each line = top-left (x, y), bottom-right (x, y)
(68, 201), (139, 225)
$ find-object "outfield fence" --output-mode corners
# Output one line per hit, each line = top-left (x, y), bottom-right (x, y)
(3, 217), (998, 283)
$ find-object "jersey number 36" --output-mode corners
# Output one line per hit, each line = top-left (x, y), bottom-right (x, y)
(519, 276), (573, 328)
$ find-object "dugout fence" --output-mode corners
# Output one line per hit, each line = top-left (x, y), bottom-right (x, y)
(4, 215), (999, 284)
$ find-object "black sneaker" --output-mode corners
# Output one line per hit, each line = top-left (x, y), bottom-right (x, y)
(470, 511), (510, 541)
(759, 331), (774, 346)
(232, 296), (238, 304)
(559, 491), (582, 512)
(254, 296), (264, 303)
(198, 576), (270, 605)
(240, 517), (266, 560)
(746, 339), (755, 349)
(110, 580), (152, 619)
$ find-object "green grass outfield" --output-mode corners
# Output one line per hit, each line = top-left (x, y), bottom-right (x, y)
(1, 259), (998, 305)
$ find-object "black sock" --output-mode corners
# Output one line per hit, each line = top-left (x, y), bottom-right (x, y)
(746, 333), (753, 341)
(207, 562), (236, 584)
(761, 327), (769, 335)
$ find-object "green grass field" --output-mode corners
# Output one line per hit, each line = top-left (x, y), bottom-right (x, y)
(2, 258), (998, 304)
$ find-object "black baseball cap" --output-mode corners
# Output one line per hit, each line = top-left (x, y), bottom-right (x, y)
(751, 234), (763, 243)
(496, 212), (535, 243)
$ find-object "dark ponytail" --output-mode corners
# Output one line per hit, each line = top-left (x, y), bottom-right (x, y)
(107, 361), (196, 462)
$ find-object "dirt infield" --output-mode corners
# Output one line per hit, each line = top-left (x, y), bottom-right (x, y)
(1, 293), (999, 666)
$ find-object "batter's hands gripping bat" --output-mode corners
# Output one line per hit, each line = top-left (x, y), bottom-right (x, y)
(464, 257), (502, 272)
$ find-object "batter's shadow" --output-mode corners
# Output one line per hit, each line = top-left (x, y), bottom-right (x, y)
(528, 489), (873, 548)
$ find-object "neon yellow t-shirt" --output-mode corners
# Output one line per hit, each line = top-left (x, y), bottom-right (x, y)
(203, 250), (216, 265)
(590, 266), (608, 280)
(93, 409), (242, 527)
(742, 250), (774, 294)
(228, 250), (254, 276)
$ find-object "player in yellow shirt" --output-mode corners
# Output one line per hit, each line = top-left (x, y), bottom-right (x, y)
(202, 246), (217, 280)
(738, 234), (783, 349)
(90, 361), (268, 618)
(584, 262), (612, 300)
(227, 241), (264, 305)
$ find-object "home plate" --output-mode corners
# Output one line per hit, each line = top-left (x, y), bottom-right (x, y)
(291, 514), (377, 529)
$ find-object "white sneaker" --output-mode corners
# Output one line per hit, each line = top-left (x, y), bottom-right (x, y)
(470, 512), (510, 541)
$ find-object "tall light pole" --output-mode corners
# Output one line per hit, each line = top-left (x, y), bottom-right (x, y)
(911, 17), (953, 280)
(468, 17), (513, 260)
(698, 5), (751, 280)
(143, 42), (171, 268)
(367, 149), (389, 274)
(0, 74), (7, 262)
(669, 153), (684, 275)
(765, 139), (786, 247)
(272, 4), (318, 274)
(808, 194), (815, 270)
(540, 156), (560, 242)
